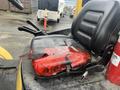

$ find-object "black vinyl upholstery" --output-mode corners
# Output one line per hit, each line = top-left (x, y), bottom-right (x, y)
(72, 0), (120, 54)
(31, 35), (86, 59)
(31, 0), (120, 58)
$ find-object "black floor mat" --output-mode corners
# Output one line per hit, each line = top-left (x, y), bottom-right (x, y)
(0, 68), (17, 90)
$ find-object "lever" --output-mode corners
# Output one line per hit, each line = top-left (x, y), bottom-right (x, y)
(18, 20), (47, 36)
(81, 71), (88, 80)
(26, 20), (47, 35)
(22, 26), (37, 33)
(18, 26), (46, 36)
(26, 20), (40, 31)
(18, 27), (36, 35)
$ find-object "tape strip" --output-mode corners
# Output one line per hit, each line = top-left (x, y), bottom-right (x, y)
(111, 52), (120, 67)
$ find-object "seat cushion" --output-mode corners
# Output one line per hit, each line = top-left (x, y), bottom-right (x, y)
(30, 35), (91, 77)
(71, 0), (120, 54)
(30, 35), (86, 59)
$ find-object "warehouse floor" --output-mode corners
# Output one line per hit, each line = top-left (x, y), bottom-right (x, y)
(0, 11), (120, 90)
(0, 11), (72, 59)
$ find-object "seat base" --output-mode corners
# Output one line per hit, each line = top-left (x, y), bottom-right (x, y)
(30, 35), (86, 59)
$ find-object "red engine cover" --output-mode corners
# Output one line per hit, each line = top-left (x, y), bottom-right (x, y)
(32, 46), (90, 77)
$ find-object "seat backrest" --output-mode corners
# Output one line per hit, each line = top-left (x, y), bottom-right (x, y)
(71, 0), (120, 55)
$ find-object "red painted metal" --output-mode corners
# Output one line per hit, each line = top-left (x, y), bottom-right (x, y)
(32, 46), (90, 77)
(106, 36), (120, 85)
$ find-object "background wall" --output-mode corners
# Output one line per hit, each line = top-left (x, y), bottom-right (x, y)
(0, 0), (9, 10)
(0, 0), (38, 14)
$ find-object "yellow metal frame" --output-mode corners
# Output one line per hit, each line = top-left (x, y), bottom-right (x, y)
(0, 46), (22, 90)
(16, 62), (22, 90)
(74, 0), (83, 16)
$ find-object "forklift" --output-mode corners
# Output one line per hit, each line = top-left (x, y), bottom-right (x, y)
(1, 0), (120, 90)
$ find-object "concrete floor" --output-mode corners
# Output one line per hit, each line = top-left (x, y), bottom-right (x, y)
(0, 11), (120, 90)
(0, 11), (33, 59)
(0, 11), (72, 59)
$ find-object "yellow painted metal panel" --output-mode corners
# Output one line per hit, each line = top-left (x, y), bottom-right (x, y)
(16, 62), (22, 90)
(0, 47), (13, 60)
(74, 0), (83, 16)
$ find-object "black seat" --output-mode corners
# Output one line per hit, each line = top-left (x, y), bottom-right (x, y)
(31, 0), (120, 64)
